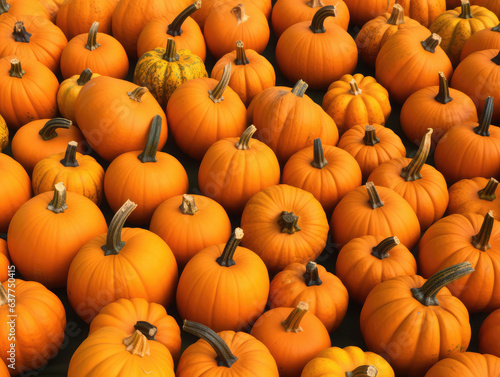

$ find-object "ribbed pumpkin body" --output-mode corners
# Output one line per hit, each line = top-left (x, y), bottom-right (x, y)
(461, 25), (500, 60)
(447, 177), (500, 220)
(397, 0), (446, 27)
(425, 352), (500, 377)
(479, 309), (500, 357)
(0, 0), (51, 20)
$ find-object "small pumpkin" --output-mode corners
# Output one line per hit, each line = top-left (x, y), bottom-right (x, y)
(0, 114), (7, 152)
(0, 239), (10, 283)
(461, 23), (500, 60)
(424, 352), (500, 377)
(479, 308), (500, 357)
(447, 177), (500, 220)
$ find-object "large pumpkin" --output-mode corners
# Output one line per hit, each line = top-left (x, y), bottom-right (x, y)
(424, 352), (500, 377)
(0, 0), (51, 20)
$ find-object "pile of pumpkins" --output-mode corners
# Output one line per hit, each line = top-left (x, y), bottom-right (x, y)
(2, 0), (500, 375)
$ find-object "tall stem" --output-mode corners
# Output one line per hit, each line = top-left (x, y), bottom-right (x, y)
(47, 182), (68, 214)
(309, 5), (336, 33)
(434, 72), (453, 104)
(478, 178), (498, 201)
(371, 236), (399, 260)
(163, 39), (179, 62)
(123, 330), (150, 357)
(167, 0), (201, 36)
(102, 200), (138, 256)
(76, 68), (93, 86)
(234, 40), (249, 65)
(459, 0), (472, 19)
(291, 80), (308, 97)
(137, 115), (162, 163)
(471, 211), (494, 251)
(278, 211), (301, 234)
(364, 125), (380, 146)
(230, 4), (249, 24)
(60, 141), (79, 167)
(386, 4), (405, 25)
(209, 63), (231, 103)
(474, 97), (494, 136)
(85, 22), (101, 51)
(400, 128), (432, 181)
(235, 125), (256, 150)
(179, 194), (199, 215)
(303, 261), (322, 286)
(345, 366), (378, 377)
(311, 138), (328, 169)
(421, 33), (441, 53)
(216, 228), (243, 267)
(9, 58), (25, 78)
(38, 118), (72, 141)
(281, 302), (309, 333)
(12, 21), (31, 43)
(366, 182), (384, 209)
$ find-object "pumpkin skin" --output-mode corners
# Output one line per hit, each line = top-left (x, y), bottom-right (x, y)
(240, 184), (329, 274)
(479, 309), (500, 357)
(447, 177), (500, 220)
(0, 239), (9, 283)
(37, 0), (63, 22)
(0, 114), (7, 152)
(343, 0), (397, 26)
(322, 73), (391, 135)
(0, 56), (58, 130)
(397, 0), (446, 27)
(0, 279), (66, 375)
(0, 359), (7, 377)
(268, 261), (349, 332)
(471, 0), (500, 18)
(89, 297), (181, 363)
(425, 352), (500, 377)
(7, 183), (107, 288)
(461, 23), (500, 60)
(0, 0), (51, 20)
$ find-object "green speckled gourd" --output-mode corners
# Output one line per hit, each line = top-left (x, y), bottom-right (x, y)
(133, 38), (207, 108)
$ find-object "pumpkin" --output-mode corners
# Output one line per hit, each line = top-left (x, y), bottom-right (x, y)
(0, 114), (7, 152)
(0, 359), (7, 377)
(211, 40), (276, 106)
(104, 115), (189, 225)
(447, 177), (500, 220)
(0, 0), (51, 20)
(342, 0), (397, 26)
(249, 80), (339, 164)
(461, 23), (500, 60)
(268, 261), (349, 332)
(375, 28), (453, 104)
(0, 57), (58, 130)
(11, 118), (86, 175)
(240, 184), (329, 274)
(0, 279), (66, 374)
(149, 194), (232, 268)
(336, 236), (417, 303)
(60, 21), (129, 79)
(198, 125), (281, 214)
(37, 0), (62, 22)
(57, 68), (101, 124)
(74, 76), (168, 162)
(282, 138), (362, 215)
(400, 71), (478, 148)
(419, 211), (500, 312)
(0, 153), (31, 233)
(133, 38), (207, 108)
(275, 5), (357, 89)
(300, 346), (395, 377)
(68, 326), (175, 377)
(429, 0), (499, 66)
(424, 352), (500, 376)
(434, 96), (500, 184)
(271, 0), (350, 37)
(176, 228), (270, 332)
(250, 302), (331, 377)
(166, 63), (247, 160)
(0, 14), (67, 73)
(32, 141), (104, 205)
(56, 0), (119, 40)
(479, 309), (500, 357)
(67, 200), (179, 323)
(355, 4), (429, 68)
(337, 124), (406, 182)
(471, 0), (500, 18)
(89, 297), (181, 363)
(322, 73), (391, 135)
(331, 182), (421, 250)
(7, 182), (107, 288)
(396, 0), (446, 27)
(0, 239), (9, 283)
(360, 262), (473, 377)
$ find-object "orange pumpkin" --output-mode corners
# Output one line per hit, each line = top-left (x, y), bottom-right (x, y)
(461, 23), (500, 60)
(425, 352), (500, 377)
(0, 239), (9, 283)
(0, 359), (7, 377)
(397, 0), (446, 27)
(479, 309), (500, 357)
(343, 0), (397, 26)
(37, 0), (62, 22)
(471, 0), (500, 18)
(0, 115), (7, 152)
(447, 177), (500, 219)
(0, 0), (51, 20)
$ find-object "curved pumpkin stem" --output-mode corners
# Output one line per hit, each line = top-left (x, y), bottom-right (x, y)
(291, 80), (308, 98)
(102, 200), (138, 256)
(60, 141), (79, 167)
(137, 115), (162, 163)
(366, 182), (384, 209)
(471, 211), (494, 251)
(0, 0), (10, 14)
(163, 38), (180, 62)
(434, 72), (453, 104)
(0, 285), (7, 306)
(209, 63), (231, 103)
(183, 320), (239, 368)
(179, 194), (199, 215)
(230, 4), (249, 24)
(459, 0), (472, 19)
(167, 0), (201, 37)
(303, 261), (322, 286)
(400, 128), (432, 181)
(282, 302), (308, 333)
(306, 0), (324, 8)
(346, 365), (378, 377)
(371, 236), (399, 260)
(85, 22), (101, 51)
(38, 118), (72, 141)
(123, 330), (151, 357)
(387, 4), (405, 25)
(13, 21), (31, 43)
(127, 87), (149, 103)
(474, 96), (494, 136)
(309, 5), (336, 34)
(235, 125), (256, 150)
(235, 40), (249, 65)
(77, 68), (94, 86)
(278, 211), (301, 234)
(421, 33), (442, 53)
(216, 228), (243, 267)
(9, 58), (25, 78)
(411, 261), (474, 306)
(478, 178), (498, 201)
(364, 125), (380, 146)
(47, 182), (68, 214)
(349, 79), (362, 96)
(134, 321), (158, 341)
(311, 138), (328, 169)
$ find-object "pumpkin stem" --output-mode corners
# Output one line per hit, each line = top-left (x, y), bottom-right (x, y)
(492, 23), (500, 33)
(478, 178), (498, 201)
(216, 228), (244, 267)
(371, 236), (400, 260)
(281, 302), (309, 333)
(230, 4), (249, 24)
(209, 63), (231, 103)
(386, 4), (405, 25)
(9, 58), (25, 78)
(471, 211), (494, 251)
(291, 79), (308, 98)
(459, 0), (472, 19)
(76, 68), (93, 86)
(47, 182), (69, 214)
(102, 200), (138, 256)
(163, 38), (180, 62)
(309, 5), (336, 33)
(12, 21), (31, 43)
(235, 125), (256, 150)
(123, 330), (151, 357)
(349, 79), (362, 95)
(364, 125), (380, 146)
(127, 87), (149, 103)
(492, 51), (500, 65)
(183, 320), (239, 368)
(134, 321), (158, 341)
(0, 0), (10, 14)
(311, 138), (328, 169)
(434, 72), (453, 104)
(167, 0), (201, 37)
(278, 211), (301, 234)
(474, 96), (494, 136)
(137, 115), (162, 163)
(345, 365), (378, 377)
(303, 261), (322, 286)
(0, 285), (7, 306)
(411, 261), (474, 306)
(400, 128), (432, 181)
(85, 22), (101, 51)
(179, 194), (199, 215)
(60, 141), (79, 167)
(38, 118), (72, 141)
(306, 0), (324, 8)
(421, 33), (442, 53)
(235, 40), (249, 65)
(366, 182), (384, 209)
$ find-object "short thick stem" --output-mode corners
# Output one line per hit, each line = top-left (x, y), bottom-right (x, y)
(0, 285), (7, 306)
(137, 115), (162, 163)
(163, 39), (179, 62)
(303, 261), (322, 286)
(235, 40), (249, 65)
(102, 200), (137, 256)
(474, 97), (494, 136)
(478, 178), (498, 201)
(311, 138), (327, 169)
(349, 79), (362, 95)
(371, 236), (399, 260)
(400, 128), (432, 181)
(345, 365), (378, 377)
(230, 4), (249, 24)
(216, 228), (243, 267)
(235, 125), (256, 150)
(60, 141), (79, 167)
(281, 302), (308, 333)
(127, 87), (148, 103)
(38, 118), (72, 141)
(9, 58), (25, 78)
(167, 0), (201, 36)
(179, 194), (199, 215)
(309, 5), (336, 33)
(209, 63), (231, 103)
(76, 68), (93, 86)
(47, 182), (68, 214)
(434, 72), (453, 104)
(364, 125), (380, 146)
(471, 211), (494, 251)
(366, 182), (384, 209)
(278, 211), (301, 234)
(123, 330), (150, 357)
(386, 4), (405, 25)
(85, 22), (101, 51)
(13, 21), (31, 43)
(421, 33), (442, 53)
(459, 0), (472, 19)
(291, 80), (308, 98)
(134, 321), (158, 341)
